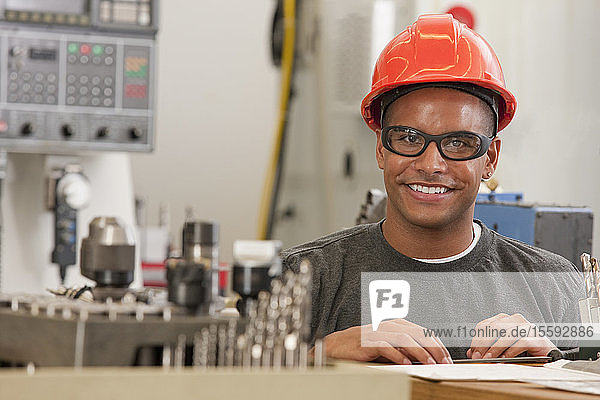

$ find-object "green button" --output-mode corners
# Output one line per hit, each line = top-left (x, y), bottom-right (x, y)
(68, 43), (78, 54)
(92, 45), (103, 55)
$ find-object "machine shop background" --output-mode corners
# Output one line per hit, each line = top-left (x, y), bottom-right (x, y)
(1, 0), (599, 294)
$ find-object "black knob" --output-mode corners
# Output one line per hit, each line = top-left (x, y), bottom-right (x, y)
(97, 127), (109, 138)
(61, 124), (74, 138)
(129, 127), (142, 140)
(21, 122), (34, 136)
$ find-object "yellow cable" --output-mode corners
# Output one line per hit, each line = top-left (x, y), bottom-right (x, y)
(257, 0), (296, 239)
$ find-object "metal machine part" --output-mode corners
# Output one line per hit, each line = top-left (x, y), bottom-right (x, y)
(0, 261), (321, 368)
(356, 188), (387, 225)
(0, 293), (232, 367)
(167, 221), (219, 314)
(182, 221), (218, 267)
(80, 216), (135, 300)
(0, 0), (157, 153)
(232, 240), (282, 316)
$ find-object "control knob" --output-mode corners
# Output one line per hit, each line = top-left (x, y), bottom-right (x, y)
(129, 127), (142, 140)
(97, 127), (109, 138)
(62, 124), (74, 138)
(21, 122), (34, 136)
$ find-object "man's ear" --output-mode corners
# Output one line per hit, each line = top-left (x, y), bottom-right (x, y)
(376, 130), (385, 170)
(483, 137), (501, 178)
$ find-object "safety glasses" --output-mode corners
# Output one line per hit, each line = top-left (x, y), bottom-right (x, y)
(381, 125), (493, 161)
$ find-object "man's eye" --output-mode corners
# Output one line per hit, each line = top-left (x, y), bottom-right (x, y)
(392, 133), (420, 143)
(449, 139), (467, 147)
(406, 134), (419, 143)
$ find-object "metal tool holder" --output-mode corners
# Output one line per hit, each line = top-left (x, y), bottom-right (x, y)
(0, 260), (323, 369)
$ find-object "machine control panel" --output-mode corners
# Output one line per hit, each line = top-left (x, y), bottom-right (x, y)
(0, 0), (157, 153)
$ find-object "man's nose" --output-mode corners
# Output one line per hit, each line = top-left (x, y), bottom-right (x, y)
(411, 142), (448, 174)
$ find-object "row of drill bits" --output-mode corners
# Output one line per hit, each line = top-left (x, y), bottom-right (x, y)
(582, 253), (599, 299)
(167, 259), (325, 369)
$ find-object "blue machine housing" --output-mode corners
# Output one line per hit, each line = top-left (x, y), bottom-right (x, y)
(474, 193), (593, 268)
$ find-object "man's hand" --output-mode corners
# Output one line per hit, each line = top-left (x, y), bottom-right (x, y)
(467, 313), (558, 359)
(322, 319), (452, 364)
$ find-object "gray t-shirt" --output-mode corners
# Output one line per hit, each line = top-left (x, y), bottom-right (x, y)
(281, 220), (583, 358)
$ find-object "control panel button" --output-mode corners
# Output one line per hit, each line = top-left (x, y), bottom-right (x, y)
(105, 46), (114, 55)
(68, 54), (77, 63)
(47, 73), (57, 83)
(91, 97), (100, 106)
(67, 74), (76, 84)
(92, 45), (103, 55)
(105, 56), (113, 65)
(80, 44), (91, 55)
(80, 75), (89, 84)
(68, 43), (78, 54)
(22, 72), (31, 81)
(80, 55), (89, 64)
(92, 76), (101, 85)
(104, 77), (113, 86)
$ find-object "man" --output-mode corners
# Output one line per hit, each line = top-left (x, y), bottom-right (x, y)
(281, 14), (582, 364)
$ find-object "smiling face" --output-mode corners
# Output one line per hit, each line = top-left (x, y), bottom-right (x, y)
(376, 87), (501, 230)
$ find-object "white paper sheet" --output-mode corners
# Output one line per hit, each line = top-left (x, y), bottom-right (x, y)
(370, 364), (600, 382)
(524, 380), (600, 396)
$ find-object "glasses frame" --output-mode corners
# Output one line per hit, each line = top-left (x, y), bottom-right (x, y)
(381, 125), (494, 161)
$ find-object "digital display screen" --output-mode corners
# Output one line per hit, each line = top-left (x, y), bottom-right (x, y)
(29, 48), (57, 61)
(6, 0), (89, 15)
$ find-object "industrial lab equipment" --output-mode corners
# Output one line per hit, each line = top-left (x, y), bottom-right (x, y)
(0, 249), (318, 368)
(0, 0), (158, 291)
(0, 0), (157, 152)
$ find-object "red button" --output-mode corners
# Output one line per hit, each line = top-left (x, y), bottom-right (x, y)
(0, 120), (7, 132)
(80, 44), (91, 55)
(125, 84), (147, 98)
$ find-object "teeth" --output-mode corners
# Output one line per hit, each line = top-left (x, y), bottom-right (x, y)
(408, 184), (449, 194)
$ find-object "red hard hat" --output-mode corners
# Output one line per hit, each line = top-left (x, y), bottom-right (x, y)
(361, 14), (516, 133)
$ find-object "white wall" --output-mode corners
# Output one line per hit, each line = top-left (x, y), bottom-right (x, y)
(130, 1), (278, 262)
